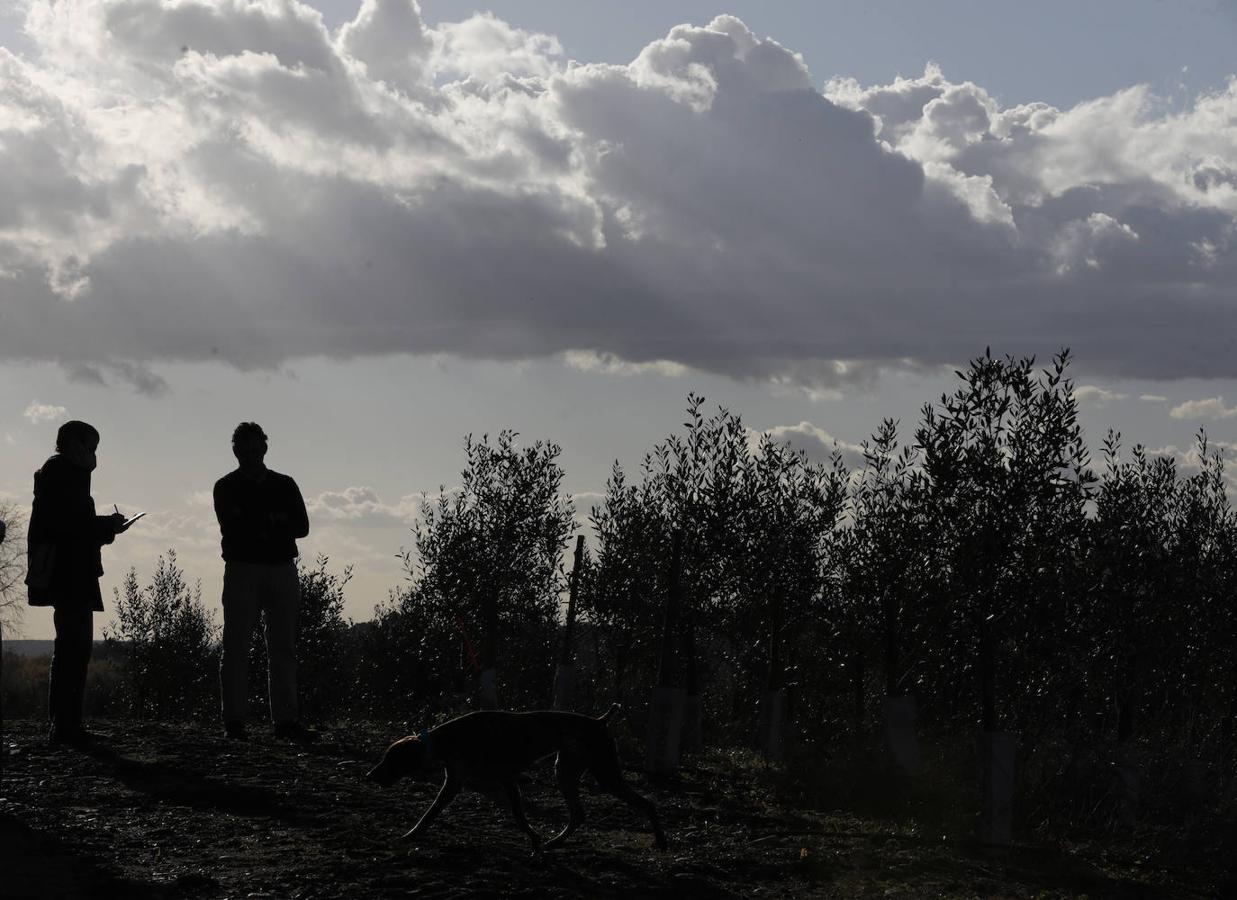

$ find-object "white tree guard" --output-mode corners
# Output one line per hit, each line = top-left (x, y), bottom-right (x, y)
(978, 731), (1016, 845)
(478, 668), (498, 708)
(552, 663), (575, 711)
(883, 694), (921, 774)
(645, 685), (686, 775)
(757, 689), (787, 762)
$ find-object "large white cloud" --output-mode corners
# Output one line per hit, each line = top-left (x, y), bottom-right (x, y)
(22, 399), (66, 423)
(1, 1), (1235, 387)
(306, 484), (422, 526)
(749, 421), (866, 469)
(1170, 396), (1237, 420)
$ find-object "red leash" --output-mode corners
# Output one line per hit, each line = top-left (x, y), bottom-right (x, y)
(454, 617), (483, 674)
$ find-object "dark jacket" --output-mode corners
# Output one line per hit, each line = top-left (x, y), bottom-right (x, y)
(213, 469), (309, 564)
(26, 455), (117, 610)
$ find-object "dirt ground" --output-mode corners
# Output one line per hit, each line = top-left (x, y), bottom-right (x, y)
(0, 718), (1225, 899)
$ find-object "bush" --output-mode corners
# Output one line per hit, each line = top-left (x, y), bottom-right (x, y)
(1, 651), (49, 719)
(245, 555), (355, 722)
(0, 500), (27, 637)
(105, 551), (219, 719)
(360, 431), (572, 717)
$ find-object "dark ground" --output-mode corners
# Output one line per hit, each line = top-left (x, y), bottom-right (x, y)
(0, 718), (1225, 899)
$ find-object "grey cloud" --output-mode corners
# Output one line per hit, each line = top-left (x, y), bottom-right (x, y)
(2, 4), (1236, 389)
(108, 361), (170, 395)
(65, 363), (109, 386)
(62, 360), (167, 394)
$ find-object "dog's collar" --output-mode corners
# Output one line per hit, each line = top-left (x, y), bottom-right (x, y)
(416, 729), (436, 760)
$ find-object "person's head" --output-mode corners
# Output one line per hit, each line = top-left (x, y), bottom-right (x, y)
(56, 420), (101, 471)
(232, 422), (268, 470)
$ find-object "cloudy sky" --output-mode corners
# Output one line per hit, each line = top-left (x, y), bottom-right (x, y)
(2, 0), (1235, 638)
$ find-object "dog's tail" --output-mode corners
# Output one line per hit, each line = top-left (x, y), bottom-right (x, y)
(598, 702), (622, 723)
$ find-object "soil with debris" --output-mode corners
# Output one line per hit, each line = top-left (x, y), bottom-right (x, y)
(0, 718), (1225, 898)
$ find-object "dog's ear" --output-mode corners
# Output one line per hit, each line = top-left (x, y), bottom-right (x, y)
(367, 735), (422, 784)
(390, 735), (428, 770)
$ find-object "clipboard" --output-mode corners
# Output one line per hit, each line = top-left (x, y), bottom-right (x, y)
(123, 512), (146, 528)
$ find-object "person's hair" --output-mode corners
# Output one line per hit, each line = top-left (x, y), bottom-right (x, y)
(55, 420), (100, 452)
(232, 422), (267, 446)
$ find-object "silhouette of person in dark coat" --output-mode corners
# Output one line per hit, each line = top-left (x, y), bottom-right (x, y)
(26, 420), (133, 744)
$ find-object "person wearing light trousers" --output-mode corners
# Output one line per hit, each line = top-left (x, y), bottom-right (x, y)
(213, 422), (312, 741)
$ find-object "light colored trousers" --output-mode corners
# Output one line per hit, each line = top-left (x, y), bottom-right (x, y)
(219, 560), (300, 725)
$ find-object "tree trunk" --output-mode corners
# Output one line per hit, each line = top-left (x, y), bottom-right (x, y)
(883, 587), (899, 697)
(1114, 642), (1137, 745)
(680, 619), (703, 754)
(851, 650), (865, 731)
(646, 531), (685, 774)
(977, 731), (1016, 844)
(480, 594), (499, 709)
(758, 592), (787, 761)
(1117, 685), (1135, 744)
(979, 601), (997, 733)
(611, 635), (630, 706)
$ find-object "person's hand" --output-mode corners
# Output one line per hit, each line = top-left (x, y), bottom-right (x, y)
(111, 505), (131, 534)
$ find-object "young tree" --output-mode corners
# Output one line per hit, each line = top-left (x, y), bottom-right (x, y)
(1172, 436), (1237, 746)
(106, 550), (218, 719)
(647, 397), (751, 744)
(0, 501), (27, 637)
(362, 580), (476, 721)
(915, 349), (1093, 734)
(835, 418), (942, 766)
(839, 420), (924, 707)
(583, 396), (847, 752)
(297, 555), (353, 717)
(914, 349), (1093, 843)
(580, 462), (668, 706)
(246, 555), (354, 720)
(737, 433), (847, 758)
(378, 431), (574, 711)
(1088, 431), (1235, 748)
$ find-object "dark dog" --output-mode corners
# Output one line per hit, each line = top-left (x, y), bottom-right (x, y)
(366, 704), (667, 852)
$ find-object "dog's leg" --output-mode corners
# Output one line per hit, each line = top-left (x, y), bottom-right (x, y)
(401, 775), (461, 839)
(543, 755), (586, 850)
(591, 742), (669, 851)
(598, 777), (668, 851)
(503, 781), (543, 855)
